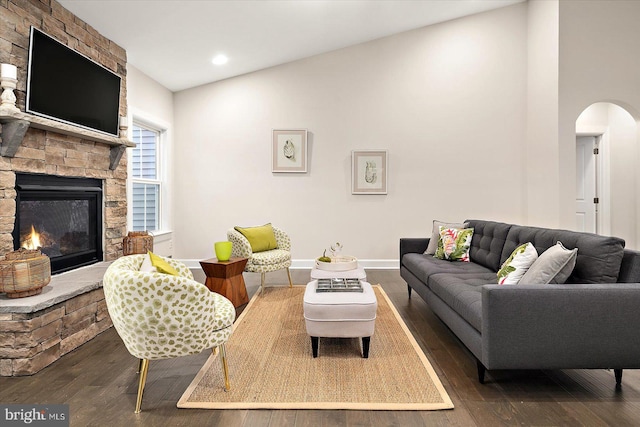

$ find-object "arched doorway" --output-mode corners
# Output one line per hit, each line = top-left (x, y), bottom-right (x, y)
(575, 102), (638, 248)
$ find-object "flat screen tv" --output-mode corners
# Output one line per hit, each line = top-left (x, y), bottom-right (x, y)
(26, 27), (121, 137)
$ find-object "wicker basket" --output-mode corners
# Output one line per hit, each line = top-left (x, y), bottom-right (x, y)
(0, 248), (51, 298)
(123, 231), (154, 256)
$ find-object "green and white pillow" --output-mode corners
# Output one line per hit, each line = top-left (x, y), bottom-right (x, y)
(434, 227), (474, 262)
(497, 242), (538, 285)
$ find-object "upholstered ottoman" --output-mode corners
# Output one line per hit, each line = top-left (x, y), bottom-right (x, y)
(303, 280), (377, 358)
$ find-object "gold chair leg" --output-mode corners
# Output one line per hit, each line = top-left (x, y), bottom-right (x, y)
(286, 268), (293, 288)
(219, 344), (231, 392)
(260, 272), (265, 289)
(136, 358), (143, 374)
(135, 359), (149, 414)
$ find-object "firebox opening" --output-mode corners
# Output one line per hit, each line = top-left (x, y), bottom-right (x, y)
(13, 173), (103, 274)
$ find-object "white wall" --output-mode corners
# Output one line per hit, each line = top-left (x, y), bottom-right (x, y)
(576, 103), (637, 248)
(525, 0), (559, 227)
(558, 0), (640, 232)
(126, 64), (175, 256)
(172, 4), (528, 262)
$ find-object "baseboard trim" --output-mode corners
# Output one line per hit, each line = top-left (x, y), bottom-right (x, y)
(180, 259), (399, 270)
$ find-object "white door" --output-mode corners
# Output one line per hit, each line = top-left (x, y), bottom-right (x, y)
(576, 136), (597, 233)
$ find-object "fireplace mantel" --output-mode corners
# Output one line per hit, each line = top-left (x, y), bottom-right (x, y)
(0, 107), (135, 170)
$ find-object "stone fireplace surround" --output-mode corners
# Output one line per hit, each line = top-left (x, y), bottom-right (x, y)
(0, 0), (129, 376)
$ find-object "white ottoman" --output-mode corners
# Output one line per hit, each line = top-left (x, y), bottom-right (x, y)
(310, 266), (367, 281)
(303, 280), (377, 358)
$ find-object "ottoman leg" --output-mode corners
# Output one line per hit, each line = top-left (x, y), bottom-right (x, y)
(362, 337), (371, 358)
(311, 336), (319, 358)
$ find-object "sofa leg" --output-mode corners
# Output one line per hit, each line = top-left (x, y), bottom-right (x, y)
(311, 337), (319, 358)
(407, 285), (412, 299)
(477, 359), (486, 384)
(614, 368), (623, 388)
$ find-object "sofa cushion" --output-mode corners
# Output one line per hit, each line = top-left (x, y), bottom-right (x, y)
(502, 225), (625, 283)
(428, 273), (497, 332)
(464, 220), (513, 272)
(402, 253), (494, 285)
(250, 249), (291, 265)
(519, 241), (577, 284)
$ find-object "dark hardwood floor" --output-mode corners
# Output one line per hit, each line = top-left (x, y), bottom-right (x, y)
(1, 269), (638, 426)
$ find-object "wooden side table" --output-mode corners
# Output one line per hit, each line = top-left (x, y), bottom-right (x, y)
(199, 257), (249, 308)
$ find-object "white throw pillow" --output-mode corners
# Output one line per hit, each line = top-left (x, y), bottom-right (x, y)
(424, 220), (469, 255)
(519, 241), (578, 285)
(139, 252), (156, 273)
(497, 242), (538, 285)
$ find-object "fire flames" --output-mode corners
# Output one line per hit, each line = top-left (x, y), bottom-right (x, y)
(22, 225), (42, 250)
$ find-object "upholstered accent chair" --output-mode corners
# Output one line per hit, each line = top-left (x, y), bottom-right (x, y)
(102, 254), (235, 413)
(227, 225), (293, 288)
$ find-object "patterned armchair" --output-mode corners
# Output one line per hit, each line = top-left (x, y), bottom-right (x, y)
(227, 225), (293, 289)
(102, 254), (235, 413)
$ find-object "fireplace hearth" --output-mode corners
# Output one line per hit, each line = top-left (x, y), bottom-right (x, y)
(13, 173), (103, 274)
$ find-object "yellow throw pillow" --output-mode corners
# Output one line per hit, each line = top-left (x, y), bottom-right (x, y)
(148, 251), (180, 276)
(234, 223), (277, 252)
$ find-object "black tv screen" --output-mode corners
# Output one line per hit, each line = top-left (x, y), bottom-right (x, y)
(26, 27), (121, 137)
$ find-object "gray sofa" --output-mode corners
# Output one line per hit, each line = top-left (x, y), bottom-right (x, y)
(400, 219), (640, 386)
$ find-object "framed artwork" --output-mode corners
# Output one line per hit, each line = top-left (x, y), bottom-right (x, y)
(352, 149), (388, 194)
(272, 129), (307, 173)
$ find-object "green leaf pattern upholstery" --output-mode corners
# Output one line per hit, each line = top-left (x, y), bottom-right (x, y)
(227, 226), (292, 274)
(103, 254), (235, 360)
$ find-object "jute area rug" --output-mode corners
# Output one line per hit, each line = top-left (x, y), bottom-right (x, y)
(177, 285), (454, 410)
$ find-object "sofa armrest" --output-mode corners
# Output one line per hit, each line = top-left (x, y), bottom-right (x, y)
(400, 238), (429, 265)
(618, 249), (640, 283)
(481, 283), (640, 369)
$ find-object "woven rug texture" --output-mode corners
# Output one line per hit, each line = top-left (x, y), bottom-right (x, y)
(177, 285), (454, 410)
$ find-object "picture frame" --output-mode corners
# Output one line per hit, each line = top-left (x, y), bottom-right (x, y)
(272, 129), (308, 173)
(351, 149), (388, 194)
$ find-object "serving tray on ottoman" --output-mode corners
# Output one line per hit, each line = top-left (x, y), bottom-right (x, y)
(314, 255), (358, 271)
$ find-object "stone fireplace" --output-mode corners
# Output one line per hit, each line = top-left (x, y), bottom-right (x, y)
(0, 0), (129, 262)
(0, 0), (130, 376)
(13, 173), (103, 274)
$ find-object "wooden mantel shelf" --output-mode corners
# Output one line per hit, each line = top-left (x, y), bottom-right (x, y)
(0, 107), (135, 170)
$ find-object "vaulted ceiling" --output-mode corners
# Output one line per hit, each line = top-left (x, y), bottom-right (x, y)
(59, 0), (523, 92)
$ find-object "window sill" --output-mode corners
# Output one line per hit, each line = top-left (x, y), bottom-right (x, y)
(149, 230), (172, 240)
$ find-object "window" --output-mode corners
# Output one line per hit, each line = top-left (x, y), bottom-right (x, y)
(130, 123), (161, 231)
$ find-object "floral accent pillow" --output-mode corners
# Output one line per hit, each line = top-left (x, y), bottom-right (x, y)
(434, 227), (474, 262)
(497, 242), (538, 285)
(424, 220), (469, 255)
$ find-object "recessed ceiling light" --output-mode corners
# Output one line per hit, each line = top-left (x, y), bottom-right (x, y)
(212, 54), (228, 65)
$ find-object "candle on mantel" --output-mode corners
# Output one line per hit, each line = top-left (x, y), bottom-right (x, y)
(1, 64), (17, 80)
(119, 116), (128, 127)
